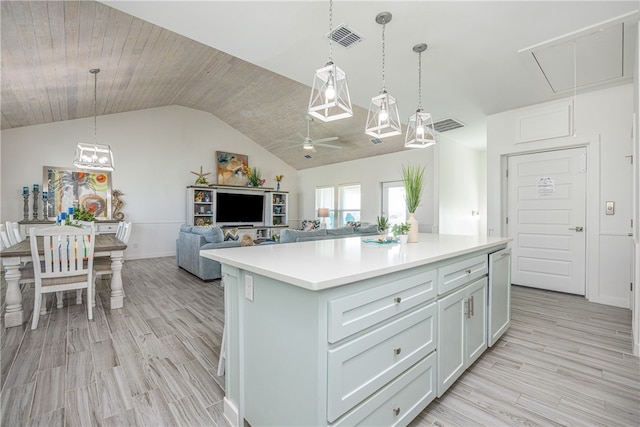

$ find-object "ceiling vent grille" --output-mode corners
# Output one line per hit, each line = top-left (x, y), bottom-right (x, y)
(370, 137), (384, 145)
(431, 117), (465, 133)
(327, 25), (364, 49)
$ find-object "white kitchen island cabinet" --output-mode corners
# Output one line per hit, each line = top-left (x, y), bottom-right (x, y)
(201, 234), (511, 427)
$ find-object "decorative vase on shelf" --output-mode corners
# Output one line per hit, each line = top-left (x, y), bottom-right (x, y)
(407, 212), (419, 243)
(276, 182), (280, 191)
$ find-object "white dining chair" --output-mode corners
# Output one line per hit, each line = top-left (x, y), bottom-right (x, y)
(5, 221), (23, 246)
(30, 225), (96, 329)
(0, 224), (12, 248)
(115, 221), (125, 240)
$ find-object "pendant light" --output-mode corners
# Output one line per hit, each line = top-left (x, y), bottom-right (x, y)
(308, 0), (353, 122)
(405, 43), (436, 148)
(73, 68), (115, 171)
(365, 12), (401, 139)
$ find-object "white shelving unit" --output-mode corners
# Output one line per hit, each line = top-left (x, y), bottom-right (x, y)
(187, 186), (214, 226)
(265, 191), (288, 227)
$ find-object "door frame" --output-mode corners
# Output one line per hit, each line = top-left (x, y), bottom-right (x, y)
(500, 139), (601, 301)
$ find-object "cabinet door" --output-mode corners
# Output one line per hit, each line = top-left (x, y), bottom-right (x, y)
(465, 277), (487, 366)
(488, 247), (511, 347)
(436, 286), (466, 397)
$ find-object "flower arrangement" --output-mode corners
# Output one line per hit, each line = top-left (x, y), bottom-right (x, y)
(274, 174), (284, 190)
(74, 205), (96, 222)
(243, 165), (265, 187)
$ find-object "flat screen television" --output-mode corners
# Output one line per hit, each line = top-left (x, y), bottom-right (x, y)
(215, 190), (265, 226)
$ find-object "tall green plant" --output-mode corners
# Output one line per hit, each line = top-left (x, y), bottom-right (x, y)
(402, 164), (426, 213)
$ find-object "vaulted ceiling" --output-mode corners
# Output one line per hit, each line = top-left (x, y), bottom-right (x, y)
(2, 1), (638, 170)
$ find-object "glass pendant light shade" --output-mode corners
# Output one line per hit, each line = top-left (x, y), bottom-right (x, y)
(308, 0), (353, 122)
(405, 109), (436, 148)
(405, 43), (437, 149)
(308, 62), (353, 122)
(73, 68), (115, 171)
(365, 90), (402, 138)
(365, 12), (401, 139)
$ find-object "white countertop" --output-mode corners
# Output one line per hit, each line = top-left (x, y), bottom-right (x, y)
(200, 233), (511, 291)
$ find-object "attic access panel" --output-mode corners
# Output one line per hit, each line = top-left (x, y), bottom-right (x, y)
(531, 23), (624, 93)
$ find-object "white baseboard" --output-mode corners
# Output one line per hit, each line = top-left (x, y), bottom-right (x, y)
(224, 397), (240, 427)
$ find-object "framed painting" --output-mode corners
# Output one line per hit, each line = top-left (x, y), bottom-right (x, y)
(216, 152), (248, 186)
(43, 166), (112, 220)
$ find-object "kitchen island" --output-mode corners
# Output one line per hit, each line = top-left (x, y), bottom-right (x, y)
(201, 233), (511, 427)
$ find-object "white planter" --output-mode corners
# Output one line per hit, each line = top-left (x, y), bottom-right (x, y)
(408, 212), (419, 243)
(398, 234), (409, 244)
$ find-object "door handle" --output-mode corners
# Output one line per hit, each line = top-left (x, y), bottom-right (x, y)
(568, 226), (584, 232)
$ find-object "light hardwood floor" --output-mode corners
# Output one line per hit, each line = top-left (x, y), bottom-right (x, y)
(1, 257), (638, 426)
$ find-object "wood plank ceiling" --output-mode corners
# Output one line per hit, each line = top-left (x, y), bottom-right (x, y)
(1, 0), (406, 170)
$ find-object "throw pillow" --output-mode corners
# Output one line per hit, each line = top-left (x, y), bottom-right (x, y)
(224, 228), (239, 241)
(301, 219), (321, 231)
(346, 221), (361, 228)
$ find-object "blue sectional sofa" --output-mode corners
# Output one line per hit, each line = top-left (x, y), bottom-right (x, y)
(176, 225), (241, 280)
(279, 224), (378, 243)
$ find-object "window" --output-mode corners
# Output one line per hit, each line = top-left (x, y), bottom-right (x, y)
(315, 184), (361, 228)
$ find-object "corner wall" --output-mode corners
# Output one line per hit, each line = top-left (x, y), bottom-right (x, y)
(0, 105), (298, 259)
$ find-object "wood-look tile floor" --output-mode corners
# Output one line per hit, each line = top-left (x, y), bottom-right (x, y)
(1, 256), (639, 426)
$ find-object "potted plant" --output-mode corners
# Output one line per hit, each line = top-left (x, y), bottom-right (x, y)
(376, 216), (390, 238)
(392, 222), (411, 244)
(402, 163), (426, 243)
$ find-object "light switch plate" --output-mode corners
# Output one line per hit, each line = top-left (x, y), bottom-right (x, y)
(606, 201), (614, 215)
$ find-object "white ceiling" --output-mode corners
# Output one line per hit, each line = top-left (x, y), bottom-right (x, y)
(101, 0), (639, 151)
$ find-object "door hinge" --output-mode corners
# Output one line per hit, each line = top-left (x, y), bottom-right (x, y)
(631, 282), (633, 292)
(631, 219), (634, 228)
(506, 217), (509, 224)
(506, 169), (509, 178)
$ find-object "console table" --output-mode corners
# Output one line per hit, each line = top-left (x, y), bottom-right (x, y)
(201, 234), (511, 426)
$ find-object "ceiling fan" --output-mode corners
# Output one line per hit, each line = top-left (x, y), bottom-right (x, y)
(281, 116), (341, 152)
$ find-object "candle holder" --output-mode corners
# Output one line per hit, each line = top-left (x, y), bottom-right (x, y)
(32, 188), (39, 221)
(42, 192), (49, 221)
(22, 193), (29, 221)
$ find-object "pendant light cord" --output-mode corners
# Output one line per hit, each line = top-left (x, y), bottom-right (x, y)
(328, 0), (333, 63)
(381, 18), (386, 91)
(93, 69), (98, 145)
(417, 50), (422, 110)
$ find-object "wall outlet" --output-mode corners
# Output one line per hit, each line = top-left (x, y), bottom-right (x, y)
(245, 275), (254, 301)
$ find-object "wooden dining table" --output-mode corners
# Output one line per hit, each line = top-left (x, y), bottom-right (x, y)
(0, 234), (127, 328)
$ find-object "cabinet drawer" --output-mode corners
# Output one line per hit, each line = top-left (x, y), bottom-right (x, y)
(96, 223), (118, 233)
(327, 303), (437, 422)
(328, 269), (436, 343)
(438, 254), (487, 295)
(332, 351), (436, 427)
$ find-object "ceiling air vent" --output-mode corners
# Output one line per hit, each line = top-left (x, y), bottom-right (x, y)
(327, 25), (364, 49)
(370, 137), (384, 145)
(431, 117), (465, 133)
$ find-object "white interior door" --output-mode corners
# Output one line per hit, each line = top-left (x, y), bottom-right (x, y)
(507, 147), (587, 295)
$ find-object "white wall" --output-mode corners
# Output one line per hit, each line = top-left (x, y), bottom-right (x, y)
(1, 105), (298, 259)
(487, 84), (634, 307)
(438, 134), (486, 236)
(298, 147), (438, 231)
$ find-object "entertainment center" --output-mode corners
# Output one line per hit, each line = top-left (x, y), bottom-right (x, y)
(186, 185), (288, 239)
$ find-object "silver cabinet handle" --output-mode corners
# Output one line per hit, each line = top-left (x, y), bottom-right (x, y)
(394, 296), (402, 304)
(393, 407), (401, 416)
(394, 347), (401, 355)
(470, 295), (475, 317)
(464, 299), (470, 318)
